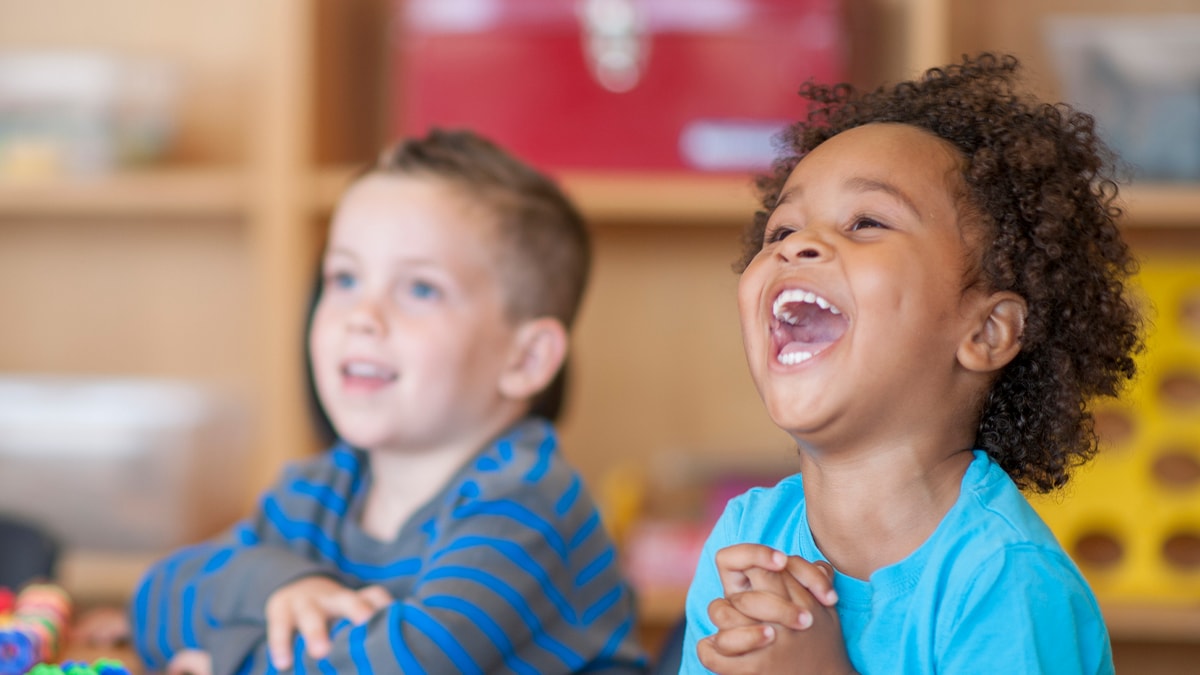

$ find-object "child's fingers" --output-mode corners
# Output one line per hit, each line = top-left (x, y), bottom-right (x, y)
(714, 544), (788, 594)
(166, 649), (213, 675)
(701, 624), (776, 659)
(707, 597), (757, 631)
(320, 587), (379, 625)
(295, 601), (333, 659)
(725, 589), (814, 631)
(265, 603), (298, 670)
(356, 584), (394, 612)
(783, 556), (839, 606)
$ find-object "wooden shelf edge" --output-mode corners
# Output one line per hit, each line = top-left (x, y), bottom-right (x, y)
(561, 171), (759, 226)
(1121, 184), (1200, 229)
(1103, 603), (1200, 644)
(314, 165), (760, 226)
(40, 165), (1174, 230)
(0, 168), (249, 220)
(59, 549), (164, 604)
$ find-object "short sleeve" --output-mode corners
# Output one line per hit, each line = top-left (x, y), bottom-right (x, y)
(939, 544), (1114, 675)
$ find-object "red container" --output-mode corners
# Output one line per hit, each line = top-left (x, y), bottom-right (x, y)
(393, 0), (847, 172)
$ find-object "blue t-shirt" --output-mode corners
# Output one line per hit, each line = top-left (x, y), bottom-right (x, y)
(682, 450), (1113, 674)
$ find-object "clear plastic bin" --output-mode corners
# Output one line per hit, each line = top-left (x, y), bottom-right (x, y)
(0, 375), (248, 552)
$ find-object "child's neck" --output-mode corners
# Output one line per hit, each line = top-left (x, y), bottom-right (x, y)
(798, 441), (975, 581)
(359, 411), (524, 541)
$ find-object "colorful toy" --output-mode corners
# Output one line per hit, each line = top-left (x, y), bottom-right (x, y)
(1030, 256), (1200, 604)
(0, 584), (71, 675)
(24, 659), (130, 675)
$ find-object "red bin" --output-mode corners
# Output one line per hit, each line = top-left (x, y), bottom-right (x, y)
(393, 0), (847, 172)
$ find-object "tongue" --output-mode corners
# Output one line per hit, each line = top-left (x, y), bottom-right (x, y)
(774, 304), (847, 354)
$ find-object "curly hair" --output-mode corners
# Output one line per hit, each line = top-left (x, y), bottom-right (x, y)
(739, 53), (1144, 493)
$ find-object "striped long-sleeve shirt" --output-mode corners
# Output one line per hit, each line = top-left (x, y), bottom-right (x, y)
(130, 417), (647, 674)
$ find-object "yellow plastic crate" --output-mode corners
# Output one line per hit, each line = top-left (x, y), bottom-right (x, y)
(1030, 257), (1200, 604)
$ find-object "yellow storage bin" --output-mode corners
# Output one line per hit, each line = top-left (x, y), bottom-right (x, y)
(1030, 256), (1200, 604)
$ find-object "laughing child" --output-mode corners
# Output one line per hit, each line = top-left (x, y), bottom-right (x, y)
(682, 53), (1141, 674)
(130, 129), (647, 675)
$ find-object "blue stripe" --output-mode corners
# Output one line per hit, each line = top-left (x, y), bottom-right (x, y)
(424, 595), (539, 675)
(330, 445), (359, 472)
(569, 512), (600, 550)
(131, 563), (154, 666)
(430, 535), (576, 622)
(425, 566), (584, 669)
(582, 585), (623, 624)
(599, 617), (637, 661)
(385, 605), (427, 674)
(155, 551), (191, 662)
(318, 661), (337, 675)
(350, 621), (377, 674)
(292, 479), (348, 515)
(524, 436), (556, 482)
(331, 446), (365, 498)
(293, 636), (307, 675)
(196, 546), (236, 629)
(556, 476), (581, 516)
(263, 497), (420, 580)
(235, 651), (255, 675)
(497, 438), (514, 462)
(407, 605), (483, 674)
(202, 547), (234, 572)
(235, 523), (260, 545)
(180, 583), (197, 646)
(575, 547), (614, 587)
(451, 500), (567, 559)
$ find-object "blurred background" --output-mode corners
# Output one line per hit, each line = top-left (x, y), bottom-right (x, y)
(0, 0), (1198, 670)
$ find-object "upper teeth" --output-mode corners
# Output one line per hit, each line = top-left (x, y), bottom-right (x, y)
(345, 362), (391, 378)
(772, 289), (841, 323)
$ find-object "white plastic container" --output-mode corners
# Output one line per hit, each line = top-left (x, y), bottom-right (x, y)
(0, 51), (178, 177)
(0, 375), (249, 552)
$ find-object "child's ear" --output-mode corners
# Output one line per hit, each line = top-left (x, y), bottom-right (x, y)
(498, 317), (569, 400)
(958, 291), (1026, 373)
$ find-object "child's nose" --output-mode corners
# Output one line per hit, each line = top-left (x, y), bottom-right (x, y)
(347, 296), (387, 336)
(778, 230), (833, 263)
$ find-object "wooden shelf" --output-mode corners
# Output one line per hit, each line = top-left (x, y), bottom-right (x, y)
(315, 165), (760, 226)
(0, 168), (248, 220)
(317, 165), (1199, 229)
(1121, 184), (1200, 229)
(1104, 604), (1200, 644)
(3, 165), (1193, 231)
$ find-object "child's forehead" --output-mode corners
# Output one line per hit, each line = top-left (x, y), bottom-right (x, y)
(335, 173), (504, 236)
(783, 123), (967, 197)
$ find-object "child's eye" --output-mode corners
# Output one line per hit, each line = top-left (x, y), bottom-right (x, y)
(328, 271), (356, 290)
(764, 226), (794, 244)
(408, 280), (441, 300)
(850, 217), (887, 231)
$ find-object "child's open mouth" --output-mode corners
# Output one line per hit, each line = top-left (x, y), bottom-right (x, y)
(341, 360), (399, 388)
(771, 288), (848, 365)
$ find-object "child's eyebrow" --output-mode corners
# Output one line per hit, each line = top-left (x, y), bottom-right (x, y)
(845, 176), (921, 219)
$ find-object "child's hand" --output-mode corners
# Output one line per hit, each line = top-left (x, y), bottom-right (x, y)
(700, 558), (854, 674)
(715, 544), (838, 620)
(265, 576), (392, 669)
(165, 649), (212, 675)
